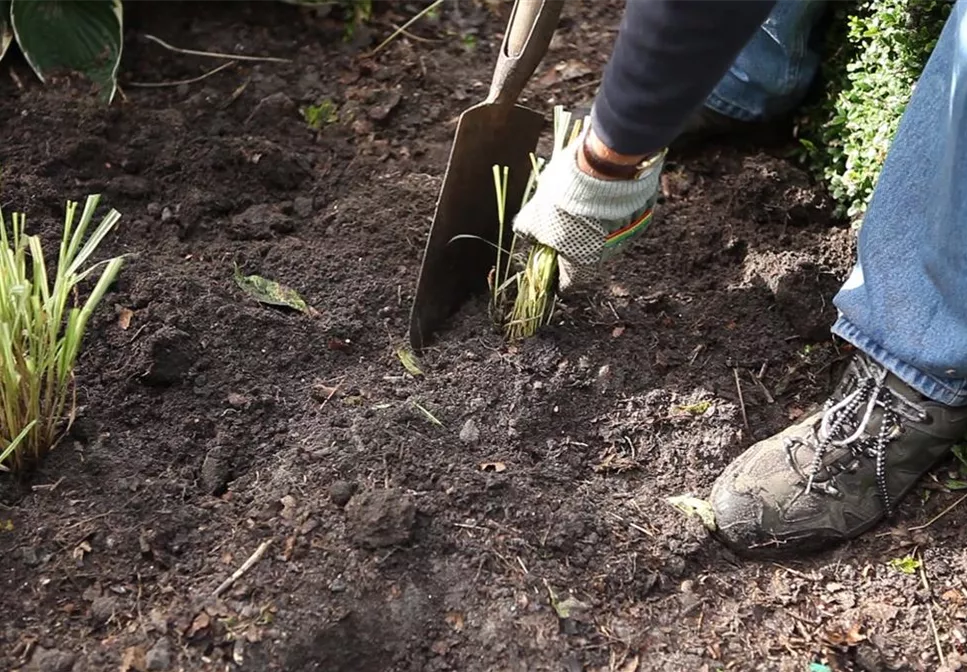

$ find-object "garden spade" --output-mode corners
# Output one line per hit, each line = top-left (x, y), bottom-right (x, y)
(408, 0), (563, 351)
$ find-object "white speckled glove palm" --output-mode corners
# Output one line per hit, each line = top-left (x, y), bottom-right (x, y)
(512, 130), (665, 288)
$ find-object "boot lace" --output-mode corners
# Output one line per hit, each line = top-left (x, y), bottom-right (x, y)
(788, 356), (928, 512)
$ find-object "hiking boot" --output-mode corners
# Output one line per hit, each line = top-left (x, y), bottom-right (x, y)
(709, 352), (967, 556)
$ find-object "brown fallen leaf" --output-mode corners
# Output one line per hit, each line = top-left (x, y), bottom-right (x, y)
(120, 646), (147, 672)
(283, 536), (296, 561)
(445, 611), (464, 632)
(187, 611), (211, 637)
(479, 462), (507, 473)
(117, 306), (134, 330)
(72, 540), (92, 563)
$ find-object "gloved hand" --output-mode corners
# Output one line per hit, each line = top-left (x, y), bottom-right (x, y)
(513, 128), (665, 288)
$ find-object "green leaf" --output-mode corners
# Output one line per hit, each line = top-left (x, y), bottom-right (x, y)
(666, 495), (717, 531)
(888, 555), (921, 574)
(945, 479), (967, 491)
(411, 401), (443, 427)
(0, 2), (12, 62)
(395, 347), (423, 377)
(952, 443), (967, 468)
(233, 264), (309, 313)
(11, 0), (123, 102)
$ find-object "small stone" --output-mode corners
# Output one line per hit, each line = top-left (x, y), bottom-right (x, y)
(200, 444), (232, 496)
(347, 488), (416, 549)
(146, 202), (161, 216)
(293, 196), (313, 218)
(28, 647), (76, 672)
(226, 392), (249, 408)
(459, 419), (480, 444)
(329, 480), (356, 507)
(161, 206), (174, 222)
(146, 637), (172, 671)
(22, 546), (39, 566)
(90, 595), (118, 623)
(280, 495), (297, 520)
(329, 576), (347, 593)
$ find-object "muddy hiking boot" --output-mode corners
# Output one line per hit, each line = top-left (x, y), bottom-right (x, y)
(710, 353), (967, 556)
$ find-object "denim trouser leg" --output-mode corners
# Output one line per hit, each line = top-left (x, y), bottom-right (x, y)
(832, 0), (967, 407)
(706, 0), (826, 121)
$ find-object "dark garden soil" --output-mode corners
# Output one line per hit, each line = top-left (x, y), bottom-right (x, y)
(2, 2), (967, 671)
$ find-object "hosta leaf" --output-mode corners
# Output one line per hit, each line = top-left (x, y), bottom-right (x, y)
(11, 0), (123, 102)
(0, 2), (11, 62)
(233, 264), (309, 313)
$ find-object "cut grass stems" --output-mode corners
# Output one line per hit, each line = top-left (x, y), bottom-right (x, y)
(0, 195), (124, 474)
(446, 106), (584, 340)
(504, 106), (584, 341)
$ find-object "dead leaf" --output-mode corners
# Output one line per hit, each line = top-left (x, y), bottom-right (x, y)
(610, 284), (631, 298)
(479, 462), (507, 473)
(72, 540), (92, 563)
(117, 306), (133, 330)
(666, 495), (717, 530)
(396, 347), (424, 376)
(550, 594), (590, 620)
(283, 536), (296, 561)
(824, 623), (867, 646)
(611, 325), (625, 338)
(445, 611), (464, 632)
(187, 611), (211, 637)
(233, 263), (309, 312)
(120, 646), (147, 672)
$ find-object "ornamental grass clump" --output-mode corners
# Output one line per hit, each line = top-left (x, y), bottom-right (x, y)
(0, 194), (124, 474)
(491, 105), (583, 341)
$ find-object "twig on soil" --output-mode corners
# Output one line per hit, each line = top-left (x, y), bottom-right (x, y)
(127, 61), (237, 88)
(213, 539), (272, 597)
(750, 370), (775, 404)
(909, 492), (967, 532)
(733, 368), (750, 433)
(143, 34), (291, 63)
(918, 551), (946, 667)
(363, 0), (445, 58)
(318, 380), (343, 410)
(927, 602), (945, 667)
(31, 477), (65, 492)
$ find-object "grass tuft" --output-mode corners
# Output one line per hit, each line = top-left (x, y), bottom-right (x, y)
(485, 105), (584, 341)
(0, 194), (124, 474)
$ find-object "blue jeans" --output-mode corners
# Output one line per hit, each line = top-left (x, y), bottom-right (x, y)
(832, 0), (967, 407)
(706, 0), (827, 121)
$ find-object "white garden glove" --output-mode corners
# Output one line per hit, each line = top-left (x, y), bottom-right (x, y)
(513, 130), (665, 288)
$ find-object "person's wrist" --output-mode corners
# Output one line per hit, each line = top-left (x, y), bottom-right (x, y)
(577, 128), (658, 181)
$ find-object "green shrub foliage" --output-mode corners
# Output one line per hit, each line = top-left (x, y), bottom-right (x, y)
(797, 0), (951, 220)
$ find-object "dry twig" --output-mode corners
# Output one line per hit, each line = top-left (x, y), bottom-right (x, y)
(733, 367), (750, 433)
(363, 0), (444, 58)
(144, 34), (290, 63)
(127, 61), (237, 88)
(213, 540), (272, 597)
(909, 492), (967, 532)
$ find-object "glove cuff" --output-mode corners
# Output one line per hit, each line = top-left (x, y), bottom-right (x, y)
(540, 138), (664, 221)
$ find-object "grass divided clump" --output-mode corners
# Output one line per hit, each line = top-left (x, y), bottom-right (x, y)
(0, 195), (124, 474)
(486, 105), (584, 341)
